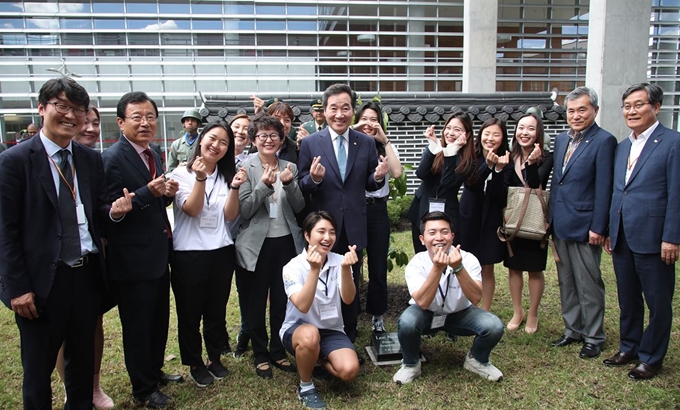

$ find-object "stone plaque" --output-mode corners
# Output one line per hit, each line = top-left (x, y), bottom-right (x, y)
(371, 332), (402, 362)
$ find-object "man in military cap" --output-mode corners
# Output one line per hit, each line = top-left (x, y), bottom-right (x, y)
(302, 99), (327, 134)
(167, 108), (202, 172)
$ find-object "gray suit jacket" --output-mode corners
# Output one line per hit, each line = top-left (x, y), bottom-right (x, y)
(235, 155), (306, 271)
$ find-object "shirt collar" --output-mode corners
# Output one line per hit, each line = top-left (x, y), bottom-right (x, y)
(123, 134), (147, 154)
(328, 127), (348, 142)
(567, 123), (594, 141)
(628, 121), (659, 143)
(40, 131), (72, 157)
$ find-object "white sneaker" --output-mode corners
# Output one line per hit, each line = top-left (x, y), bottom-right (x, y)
(393, 361), (421, 385)
(463, 352), (503, 381)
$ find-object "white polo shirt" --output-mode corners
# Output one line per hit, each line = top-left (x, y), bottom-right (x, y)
(172, 166), (234, 251)
(405, 249), (482, 315)
(279, 250), (351, 340)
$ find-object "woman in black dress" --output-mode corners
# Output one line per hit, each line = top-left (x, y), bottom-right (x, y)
(459, 118), (511, 311)
(504, 113), (553, 334)
(406, 112), (477, 253)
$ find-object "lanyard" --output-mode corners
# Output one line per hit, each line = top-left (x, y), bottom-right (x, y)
(48, 154), (76, 200)
(204, 177), (216, 207)
(438, 270), (451, 308)
(318, 270), (330, 297)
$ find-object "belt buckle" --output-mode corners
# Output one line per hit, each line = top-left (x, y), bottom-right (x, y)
(72, 257), (85, 268)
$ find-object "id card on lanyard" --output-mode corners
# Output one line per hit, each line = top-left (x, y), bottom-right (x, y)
(431, 270), (451, 329)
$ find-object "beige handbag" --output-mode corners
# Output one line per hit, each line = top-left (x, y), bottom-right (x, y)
(497, 185), (550, 257)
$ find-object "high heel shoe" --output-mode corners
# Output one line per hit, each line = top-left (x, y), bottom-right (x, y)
(524, 315), (538, 334)
(506, 310), (525, 331)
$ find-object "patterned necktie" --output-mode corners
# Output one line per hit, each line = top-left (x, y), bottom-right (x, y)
(57, 150), (81, 265)
(336, 135), (347, 181)
(143, 148), (156, 179)
(318, 126), (322, 132)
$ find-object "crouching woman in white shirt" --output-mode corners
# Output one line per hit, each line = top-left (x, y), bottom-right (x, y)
(280, 211), (360, 409)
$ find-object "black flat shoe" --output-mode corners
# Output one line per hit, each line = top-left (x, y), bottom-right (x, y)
(255, 362), (273, 379)
(272, 358), (297, 373)
(603, 351), (639, 367)
(159, 372), (184, 386)
(628, 362), (662, 380)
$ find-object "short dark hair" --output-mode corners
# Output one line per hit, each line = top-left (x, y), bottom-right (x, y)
(229, 113), (250, 127)
(475, 117), (509, 158)
(302, 211), (338, 238)
(116, 91), (158, 119)
(248, 113), (285, 142)
(266, 101), (294, 122)
(622, 83), (664, 107)
(419, 211), (452, 235)
(186, 121), (235, 183)
(322, 83), (354, 110)
(38, 77), (89, 110)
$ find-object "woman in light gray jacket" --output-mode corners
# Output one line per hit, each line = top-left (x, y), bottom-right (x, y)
(235, 113), (306, 378)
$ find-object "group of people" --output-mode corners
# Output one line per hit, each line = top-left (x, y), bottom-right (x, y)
(400, 83), (678, 385)
(0, 78), (676, 410)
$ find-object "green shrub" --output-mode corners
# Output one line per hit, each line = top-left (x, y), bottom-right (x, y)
(387, 194), (413, 226)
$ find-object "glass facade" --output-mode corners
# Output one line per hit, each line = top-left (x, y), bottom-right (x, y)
(0, 0), (678, 149)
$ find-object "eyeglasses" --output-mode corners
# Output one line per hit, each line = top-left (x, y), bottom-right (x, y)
(47, 101), (87, 118)
(127, 114), (158, 124)
(622, 102), (649, 112)
(255, 133), (281, 141)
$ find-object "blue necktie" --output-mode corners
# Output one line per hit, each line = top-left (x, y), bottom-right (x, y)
(337, 135), (347, 181)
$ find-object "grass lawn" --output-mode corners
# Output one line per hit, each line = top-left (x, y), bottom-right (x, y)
(0, 230), (679, 409)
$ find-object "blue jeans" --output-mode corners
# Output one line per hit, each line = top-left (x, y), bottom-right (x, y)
(397, 304), (504, 365)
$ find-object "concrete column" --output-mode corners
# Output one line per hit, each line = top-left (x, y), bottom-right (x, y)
(407, 7), (425, 92)
(586, 0), (652, 140)
(463, 0), (498, 93)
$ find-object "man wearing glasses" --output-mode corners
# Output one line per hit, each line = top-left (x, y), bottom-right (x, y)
(102, 92), (182, 408)
(604, 83), (680, 380)
(0, 78), (132, 409)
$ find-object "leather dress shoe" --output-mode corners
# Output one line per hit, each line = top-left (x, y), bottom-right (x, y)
(628, 362), (662, 380)
(551, 334), (582, 347)
(133, 390), (173, 409)
(603, 351), (639, 367)
(159, 372), (184, 386)
(579, 343), (602, 359)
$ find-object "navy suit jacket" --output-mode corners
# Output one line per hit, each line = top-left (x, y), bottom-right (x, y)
(298, 128), (382, 250)
(0, 136), (109, 309)
(609, 123), (680, 253)
(102, 136), (173, 281)
(549, 123), (617, 242)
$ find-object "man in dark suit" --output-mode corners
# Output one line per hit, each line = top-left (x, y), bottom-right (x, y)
(298, 83), (389, 342)
(102, 92), (182, 408)
(604, 83), (680, 380)
(548, 87), (616, 359)
(0, 78), (132, 409)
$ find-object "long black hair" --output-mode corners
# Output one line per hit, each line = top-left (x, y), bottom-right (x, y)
(356, 101), (387, 157)
(186, 121), (235, 183)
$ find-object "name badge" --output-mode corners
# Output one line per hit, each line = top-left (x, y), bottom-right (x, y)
(429, 198), (445, 213)
(319, 303), (339, 321)
(431, 313), (446, 329)
(269, 202), (278, 219)
(76, 204), (86, 225)
(199, 211), (218, 228)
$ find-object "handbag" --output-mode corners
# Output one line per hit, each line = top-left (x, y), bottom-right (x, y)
(497, 185), (550, 257)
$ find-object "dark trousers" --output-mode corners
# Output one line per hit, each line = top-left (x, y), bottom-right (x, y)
(234, 265), (250, 337)
(171, 246), (235, 366)
(114, 269), (170, 397)
(365, 200), (389, 316)
(248, 235), (296, 364)
(612, 226), (675, 366)
(334, 224), (363, 342)
(17, 259), (100, 410)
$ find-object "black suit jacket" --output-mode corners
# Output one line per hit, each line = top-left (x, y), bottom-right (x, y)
(102, 136), (173, 281)
(0, 136), (109, 309)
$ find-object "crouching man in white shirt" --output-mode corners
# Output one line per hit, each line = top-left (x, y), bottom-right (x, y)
(280, 211), (360, 409)
(394, 211), (504, 385)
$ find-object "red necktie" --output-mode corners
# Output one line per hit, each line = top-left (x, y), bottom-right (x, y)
(143, 148), (156, 179)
